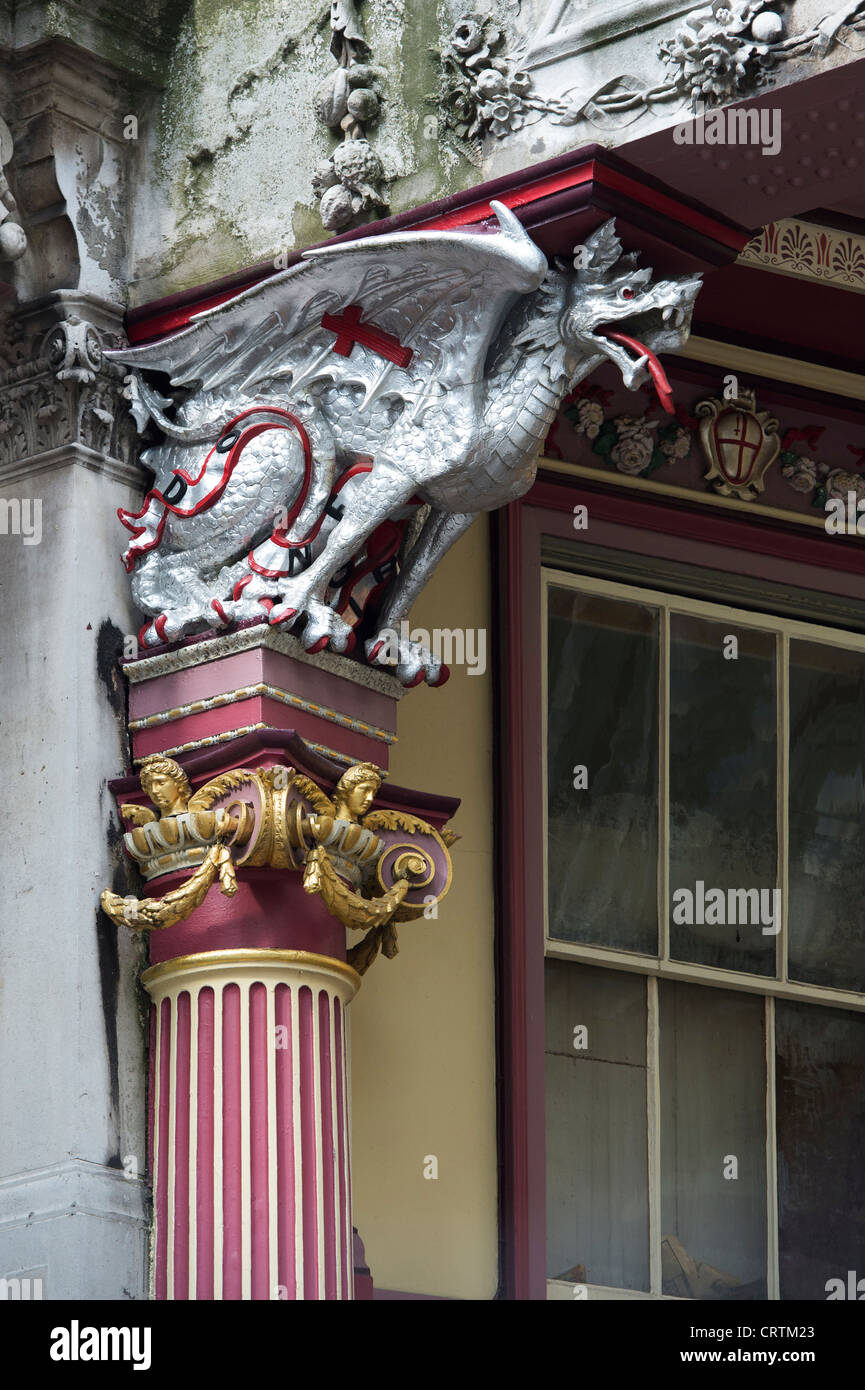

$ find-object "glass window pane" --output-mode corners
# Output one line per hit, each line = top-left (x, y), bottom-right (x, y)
(545, 961), (649, 1290)
(776, 999), (865, 1300)
(659, 981), (767, 1298)
(547, 586), (659, 953)
(669, 616), (777, 974)
(788, 641), (865, 992)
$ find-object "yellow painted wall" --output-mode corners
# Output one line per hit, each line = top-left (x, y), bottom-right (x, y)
(349, 516), (498, 1299)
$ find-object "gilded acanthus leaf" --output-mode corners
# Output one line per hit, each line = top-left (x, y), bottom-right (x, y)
(187, 768), (259, 811)
(303, 844), (409, 930)
(287, 771), (336, 816)
(119, 803), (157, 826)
(362, 808), (434, 835)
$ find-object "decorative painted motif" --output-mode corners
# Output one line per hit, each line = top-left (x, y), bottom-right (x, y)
(552, 381), (865, 515)
(312, 0), (388, 230)
(101, 755), (454, 977)
(697, 389), (780, 500)
(739, 219), (865, 295)
(111, 207), (700, 684)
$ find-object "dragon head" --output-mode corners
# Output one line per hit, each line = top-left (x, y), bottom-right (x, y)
(557, 220), (702, 413)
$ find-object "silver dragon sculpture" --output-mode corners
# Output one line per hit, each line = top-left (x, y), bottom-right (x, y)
(111, 204), (701, 684)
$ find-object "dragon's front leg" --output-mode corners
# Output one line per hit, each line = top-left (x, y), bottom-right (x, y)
(365, 508), (476, 685)
(266, 462), (417, 654)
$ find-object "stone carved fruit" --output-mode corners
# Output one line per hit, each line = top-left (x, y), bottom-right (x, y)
(332, 138), (383, 192)
(313, 67), (350, 128)
(319, 182), (356, 230)
(347, 87), (379, 122)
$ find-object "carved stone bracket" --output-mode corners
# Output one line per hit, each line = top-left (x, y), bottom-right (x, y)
(0, 294), (137, 479)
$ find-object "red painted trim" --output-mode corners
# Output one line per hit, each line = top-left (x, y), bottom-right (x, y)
(530, 473), (865, 575)
(419, 160), (747, 253)
(594, 165), (747, 252)
(416, 160), (595, 231)
(493, 501), (547, 1301)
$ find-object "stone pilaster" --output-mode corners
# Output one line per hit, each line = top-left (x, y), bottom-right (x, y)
(0, 35), (154, 1301)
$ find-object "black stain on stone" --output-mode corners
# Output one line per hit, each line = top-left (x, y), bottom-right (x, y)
(96, 901), (122, 1155)
(97, 825), (142, 1162)
(96, 618), (127, 720)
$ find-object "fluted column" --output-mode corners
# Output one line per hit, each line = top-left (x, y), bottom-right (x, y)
(144, 949), (358, 1301)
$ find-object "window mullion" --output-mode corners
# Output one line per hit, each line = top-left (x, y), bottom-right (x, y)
(778, 632), (789, 983)
(765, 993), (780, 1299)
(659, 604), (670, 964)
(647, 974), (662, 1296)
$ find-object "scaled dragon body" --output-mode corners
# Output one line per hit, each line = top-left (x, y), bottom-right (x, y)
(111, 204), (701, 684)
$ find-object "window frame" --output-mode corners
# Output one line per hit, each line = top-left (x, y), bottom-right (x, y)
(493, 468), (865, 1301)
(542, 566), (865, 1013)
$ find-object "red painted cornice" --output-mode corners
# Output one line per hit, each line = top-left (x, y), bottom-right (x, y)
(126, 143), (750, 346)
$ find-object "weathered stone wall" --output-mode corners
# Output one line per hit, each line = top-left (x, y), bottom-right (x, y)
(119, 0), (865, 303)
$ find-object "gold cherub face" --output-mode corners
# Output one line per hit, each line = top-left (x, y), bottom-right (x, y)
(333, 761), (382, 823)
(139, 756), (191, 817)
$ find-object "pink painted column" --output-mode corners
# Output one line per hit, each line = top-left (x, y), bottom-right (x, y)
(108, 629), (457, 1301)
(143, 949), (357, 1301)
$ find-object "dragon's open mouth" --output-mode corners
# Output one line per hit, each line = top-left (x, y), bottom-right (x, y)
(595, 305), (688, 416)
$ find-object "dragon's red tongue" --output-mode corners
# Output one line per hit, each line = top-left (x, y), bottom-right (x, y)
(603, 329), (675, 415)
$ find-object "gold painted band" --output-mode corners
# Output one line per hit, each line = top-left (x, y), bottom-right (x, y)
(142, 946), (362, 997)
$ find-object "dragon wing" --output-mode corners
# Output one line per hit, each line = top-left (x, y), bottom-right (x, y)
(108, 203), (547, 424)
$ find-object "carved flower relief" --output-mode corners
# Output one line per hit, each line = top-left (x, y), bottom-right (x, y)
(661, 427), (691, 460)
(781, 455), (821, 493)
(440, 13), (534, 143)
(825, 469), (865, 503)
(449, 17), (502, 62)
(610, 427), (656, 475)
(571, 398), (604, 440)
(658, 3), (784, 107)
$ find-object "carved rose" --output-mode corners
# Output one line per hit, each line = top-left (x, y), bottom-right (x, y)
(781, 456), (820, 493)
(450, 20), (484, 55)
(825, 469), (865, 503)
(573, 399), (604, 439)
(661, 427), (691, 459)
(483, 93), (525, 137)
(611, 430), (655, 475)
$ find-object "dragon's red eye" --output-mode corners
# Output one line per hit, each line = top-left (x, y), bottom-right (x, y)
(621, 287), (635, 300)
